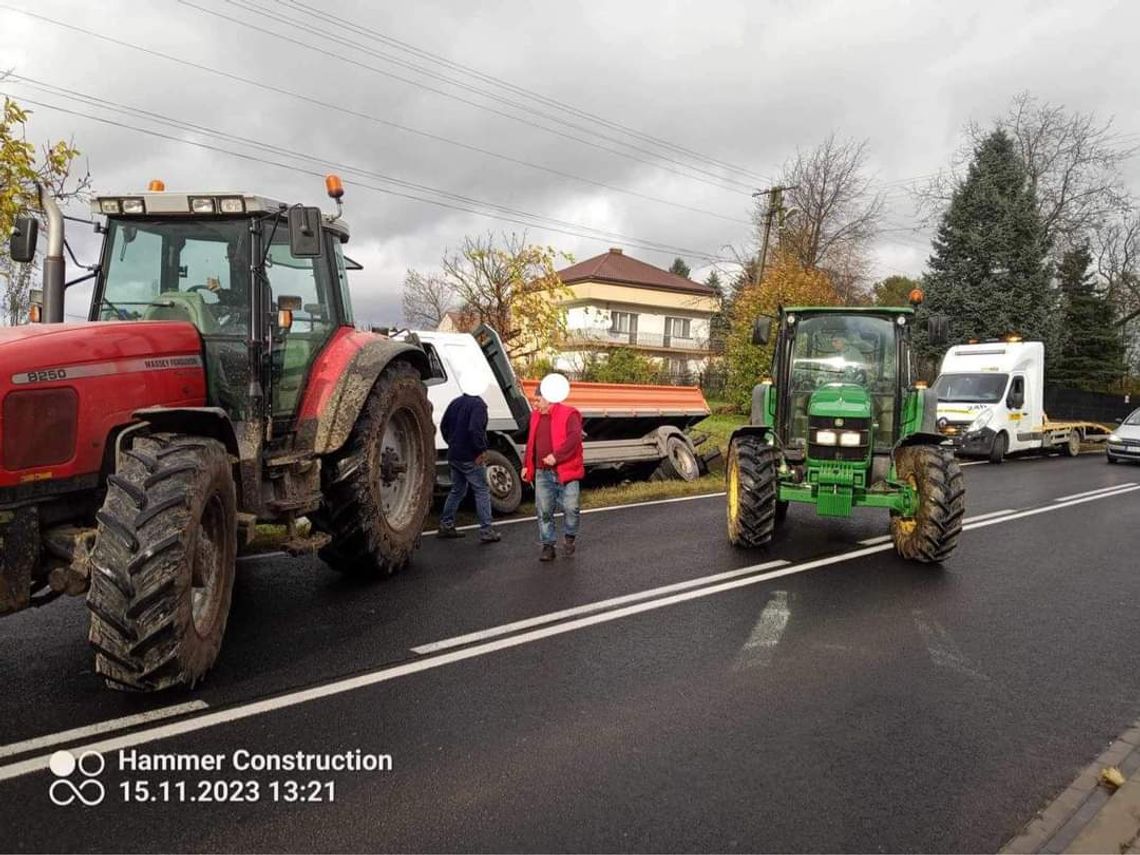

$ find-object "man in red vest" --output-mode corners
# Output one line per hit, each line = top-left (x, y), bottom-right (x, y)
(521, 373), (585, 562)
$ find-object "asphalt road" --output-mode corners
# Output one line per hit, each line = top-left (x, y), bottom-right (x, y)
(1, 452), (1139, 852)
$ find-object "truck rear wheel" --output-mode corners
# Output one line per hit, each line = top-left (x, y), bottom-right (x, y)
(890, 444), (965, 564)
(87, 434), (237, 691)
(1064, 429), (1081, 457)
(726, 435), (779, 548)
(316, 361), (434, 577)
(484, 449), (522, 515)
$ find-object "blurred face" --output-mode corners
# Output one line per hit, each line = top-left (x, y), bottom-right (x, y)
(535, 395), (552, 414)
(832, 336), (846, 351)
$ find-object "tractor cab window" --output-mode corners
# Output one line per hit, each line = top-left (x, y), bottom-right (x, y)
(263, 225), (339, 417)
(787, 314), (898, 448)
(98, 218), (251, 334)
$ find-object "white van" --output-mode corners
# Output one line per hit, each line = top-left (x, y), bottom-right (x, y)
(933, 340), (1087, 463)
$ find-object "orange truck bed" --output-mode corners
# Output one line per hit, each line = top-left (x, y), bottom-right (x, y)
(518, 379), (710, 419)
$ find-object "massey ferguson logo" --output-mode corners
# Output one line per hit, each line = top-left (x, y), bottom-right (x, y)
(12, 355), (203, 385)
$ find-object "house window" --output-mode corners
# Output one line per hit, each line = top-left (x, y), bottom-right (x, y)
(665, 317), (691, 339)
(610, 310), (638, 334)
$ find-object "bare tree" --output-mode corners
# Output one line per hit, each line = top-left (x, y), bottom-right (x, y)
(400, 269), (456, 328)
(917, 92), (1138, 256)
(762, 134), (884, 303)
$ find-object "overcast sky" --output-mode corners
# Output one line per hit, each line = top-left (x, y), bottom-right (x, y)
(3, 0), (1138, 324)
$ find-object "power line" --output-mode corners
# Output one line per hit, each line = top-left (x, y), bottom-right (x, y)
(177, 0), (757, 195)
(0, 5), (750, 226)
(4, 91), (735, 263)
(273, 0), (775, 186)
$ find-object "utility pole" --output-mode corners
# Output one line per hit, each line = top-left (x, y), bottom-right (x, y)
(752, 185), (797, 287)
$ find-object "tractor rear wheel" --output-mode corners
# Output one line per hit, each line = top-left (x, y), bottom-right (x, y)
(726, 435), (780, 548)
(890, 444), (965, 563)
(87, 434), (237, 691)
(316, 361), (434, 577)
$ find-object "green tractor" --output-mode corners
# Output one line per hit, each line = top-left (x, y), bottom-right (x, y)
(726, 301), (965, 562)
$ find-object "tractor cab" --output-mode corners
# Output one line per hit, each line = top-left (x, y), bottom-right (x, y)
(88, 184), (354, 424)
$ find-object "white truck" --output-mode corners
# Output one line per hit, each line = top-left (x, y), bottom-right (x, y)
(933, 339), (1110, 463)
(396, 325), (711, 513)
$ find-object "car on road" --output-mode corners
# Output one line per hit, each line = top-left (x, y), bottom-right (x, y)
(1107, 408), (1140, 463)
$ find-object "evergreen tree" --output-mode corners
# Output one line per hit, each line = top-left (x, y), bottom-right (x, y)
(1051, 244), (1125, 391)
(669, 257), (691, 278)
(920, 130), (1056, 366)
(872, 275), (920, 307)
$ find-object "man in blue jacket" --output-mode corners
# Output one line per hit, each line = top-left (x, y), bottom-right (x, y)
(437, 369), (501, 543)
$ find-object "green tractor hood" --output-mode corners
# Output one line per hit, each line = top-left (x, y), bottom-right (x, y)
(807, 383), (872, 419)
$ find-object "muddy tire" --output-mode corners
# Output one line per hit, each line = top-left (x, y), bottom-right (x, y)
(726, 435), (779, 548)
(484, 449), (522, 515)
(890, 444), (966, 563)
(655, 435), (701, 482)
(315, 361), (434, 577)
(988, 431), (1007, 464)
(87, 434), (237, 691)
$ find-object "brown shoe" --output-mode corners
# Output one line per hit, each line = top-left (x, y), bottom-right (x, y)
(563, 535), (576, 556)
(540, 544), (556, 562)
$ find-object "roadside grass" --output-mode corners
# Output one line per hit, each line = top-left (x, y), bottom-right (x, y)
(693, 410), (747, 455)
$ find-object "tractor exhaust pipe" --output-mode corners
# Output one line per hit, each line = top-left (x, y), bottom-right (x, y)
(39, 183), (65, 324)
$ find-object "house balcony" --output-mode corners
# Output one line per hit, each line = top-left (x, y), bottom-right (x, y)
(562, 329), (723, 354)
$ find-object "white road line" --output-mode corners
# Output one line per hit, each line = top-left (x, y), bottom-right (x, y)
(0, 543), (897, 784)
(2, 482), (1136, 784)
(733, 590), (790, 670)
(858, 507), (1018, 545)
(410, 559), (789, 655)
(423, 490), (726, 536)
(963, 485), (1140, 533)
(959, 461), (987, 467)
(0, 701), (208, 759)
(913, 609), (988, 680)
(1053, 483), (1138, 503)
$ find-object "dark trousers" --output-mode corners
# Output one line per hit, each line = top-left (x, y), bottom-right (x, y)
(440, 460), (494, 533)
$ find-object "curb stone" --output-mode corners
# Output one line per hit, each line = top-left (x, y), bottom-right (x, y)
(1002, 718), (1140, 854)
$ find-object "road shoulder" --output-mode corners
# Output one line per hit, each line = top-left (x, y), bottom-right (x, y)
(1003, 716), (1140, 853)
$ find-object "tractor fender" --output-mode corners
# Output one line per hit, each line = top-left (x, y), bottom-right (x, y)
(297, 328), (431, 455)
(728, 424), (777, 447)
(894, 432), (949, 450)
(132, 407), (241, 458)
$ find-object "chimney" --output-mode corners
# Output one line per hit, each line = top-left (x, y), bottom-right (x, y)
(608, 247), (623, 255)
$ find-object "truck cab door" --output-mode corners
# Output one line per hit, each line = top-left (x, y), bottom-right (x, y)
(1006, 373), (1030, 449)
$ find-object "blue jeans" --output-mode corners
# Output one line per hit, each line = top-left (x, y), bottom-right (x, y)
(534, 469), (580, 545)
(440, 460), (494, 533)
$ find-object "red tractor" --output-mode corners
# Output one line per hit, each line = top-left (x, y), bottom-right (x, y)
(1, 177), (437, 691)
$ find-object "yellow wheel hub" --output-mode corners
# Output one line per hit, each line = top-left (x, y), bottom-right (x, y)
(727, 454), (740, 526)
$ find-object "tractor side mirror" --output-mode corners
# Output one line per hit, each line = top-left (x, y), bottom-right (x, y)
(751, 317), (772, 346)
(927, 313), (949, 346)
(9, 216), (38, 263)
(288, 207), (323, 258)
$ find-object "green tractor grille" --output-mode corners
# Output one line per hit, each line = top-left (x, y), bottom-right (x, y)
(807, 416), (871, 462)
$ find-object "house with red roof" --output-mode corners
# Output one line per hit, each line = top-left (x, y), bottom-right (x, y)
(553, 247), (721, 378)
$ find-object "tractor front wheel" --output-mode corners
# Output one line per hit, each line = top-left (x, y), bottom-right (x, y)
(316, 361), (435, 578)
(726, 435), (780, 548)
(890, 444), (965, 563)
(87, 434), (237, 691)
